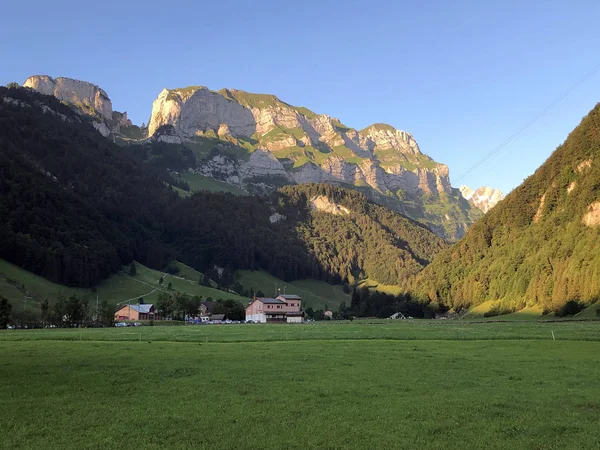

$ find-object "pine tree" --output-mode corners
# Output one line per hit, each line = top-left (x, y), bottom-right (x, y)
(0, 296), (12, 328)
(351, 288), (360, 309)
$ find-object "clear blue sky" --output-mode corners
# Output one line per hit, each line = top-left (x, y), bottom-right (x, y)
(2, 0), (599, 193)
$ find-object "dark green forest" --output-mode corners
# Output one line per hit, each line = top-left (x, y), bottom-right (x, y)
(0, 87), (180, 286)
(168, 184), (448, 285)
(0, 86), (446, 291)
(415, 103), (600, 313)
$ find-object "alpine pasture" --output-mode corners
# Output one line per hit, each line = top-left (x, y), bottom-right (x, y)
(2, 320), (600, 449)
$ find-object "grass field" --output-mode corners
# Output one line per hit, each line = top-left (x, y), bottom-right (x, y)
(1, 320), (599, 343)
(1, 321), (599, 449)
(177, 172), (246, 195)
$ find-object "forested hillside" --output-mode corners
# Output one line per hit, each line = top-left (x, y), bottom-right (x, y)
(0, 86), (178, 286)
(0, 86), (446, 291)
(414, 103), (600, 313)
(168, 184), (448, 286)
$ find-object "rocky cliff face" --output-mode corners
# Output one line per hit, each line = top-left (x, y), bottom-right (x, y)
(24, 75), (113, 120)
(23, 75), (135, 138)
(459, 186), (505, 213)
(21, 75), (480, 239)
(147, 86), (454, 199)
(146, 85), (481, 239)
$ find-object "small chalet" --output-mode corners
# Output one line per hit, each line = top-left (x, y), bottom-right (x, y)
(245, 294), (303, 323)
(114, 304), (160, 321)
(199, 301), (214, 316)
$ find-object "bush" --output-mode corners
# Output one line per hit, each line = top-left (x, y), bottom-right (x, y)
(555, 300), (585, 317)
(483, 303), (515, 318)
(164, 265), (180, 275)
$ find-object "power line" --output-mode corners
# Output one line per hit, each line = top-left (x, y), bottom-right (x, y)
(452, 62), (600, 185)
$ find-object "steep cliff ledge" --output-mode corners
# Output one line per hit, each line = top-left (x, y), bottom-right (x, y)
(24, 75), (113, 121)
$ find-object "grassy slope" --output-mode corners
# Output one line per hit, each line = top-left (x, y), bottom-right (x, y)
(0, 259), (84, 313)
(1, 330), (600, 449)
(576, 302), (600, 319)
(0, 259), (246, 312)
(236, 270), (349, 310)
(357, 278), (403, 296)
(177, 172), (246, 195)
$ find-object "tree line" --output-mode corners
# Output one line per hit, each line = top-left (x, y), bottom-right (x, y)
(0, 294), (114, 329)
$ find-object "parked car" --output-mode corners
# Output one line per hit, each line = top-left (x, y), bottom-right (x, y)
(115, 322), (127, 327)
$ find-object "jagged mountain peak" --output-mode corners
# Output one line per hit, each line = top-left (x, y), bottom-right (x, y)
(23, 75), (112, 121)
(459, 185), (505, 213)
(21, 74), (481, 240)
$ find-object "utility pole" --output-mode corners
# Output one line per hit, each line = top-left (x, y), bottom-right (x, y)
(96, 294), (99, 326)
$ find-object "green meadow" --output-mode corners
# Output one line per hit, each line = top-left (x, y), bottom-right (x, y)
(0, 258), (246, 313)
(1, 321), (600, 449)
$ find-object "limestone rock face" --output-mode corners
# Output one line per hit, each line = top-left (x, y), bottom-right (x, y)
(113, 111), (132, 128)
(146, 84), (480, 238)
(92, 121), (110, 137)
(23, 75), (113, 121)
(582, 201), (600, 227)
(310, 195), (350, 215)
(148, 85), (456, 198)
(360, 124), (421, 154)
(460, 186), (505, 213)
(195, 150), (292, 194)
(23, 75), (479, 239)
(148, 87), (257, 137)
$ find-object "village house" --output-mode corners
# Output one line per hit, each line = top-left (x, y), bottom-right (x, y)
(199, 301), (214, 316)
(245, 294), (303, 323)
(114, 304), (160, 321)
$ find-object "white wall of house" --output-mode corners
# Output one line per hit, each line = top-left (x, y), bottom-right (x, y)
(246, 313), (266, 323)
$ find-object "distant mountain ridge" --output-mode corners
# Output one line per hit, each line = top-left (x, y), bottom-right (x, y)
(22, 75), (484, 239)
(147, 85), (450, 197)
(459, 185), (505, 213)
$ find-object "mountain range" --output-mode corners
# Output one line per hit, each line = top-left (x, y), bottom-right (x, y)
(3, 77), (599, 315)
(23, 75), (487, 240)
(0, 85), (446, 294)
